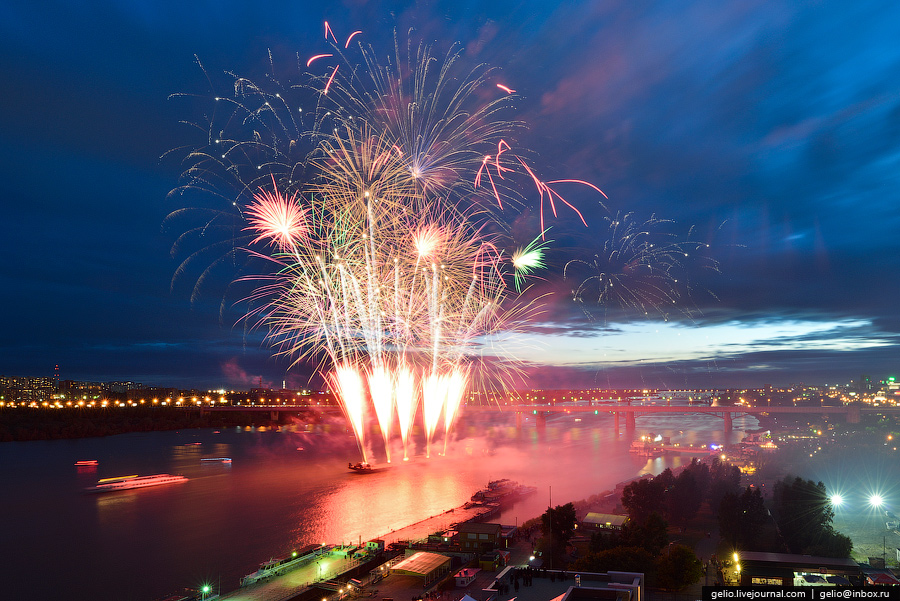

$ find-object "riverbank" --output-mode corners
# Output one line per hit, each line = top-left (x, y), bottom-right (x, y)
(0, 406), (276, 441)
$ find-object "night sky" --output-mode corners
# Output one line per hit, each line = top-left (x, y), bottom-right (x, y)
(2, 0), (899, 391)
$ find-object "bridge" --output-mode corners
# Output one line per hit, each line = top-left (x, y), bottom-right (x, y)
(185, 401), (899, 435)
(480, 403), (875, 435)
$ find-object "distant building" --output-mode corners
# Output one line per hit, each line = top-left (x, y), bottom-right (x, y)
(861, 375), (874, 393)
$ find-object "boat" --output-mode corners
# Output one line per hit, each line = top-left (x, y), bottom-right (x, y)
(201, 457), (232, 463)
(470, 479), (537, 505)
(75, 460), (99, 466)
(629, 440), (659, 457)
(240, 543), (330, 586)
(348, 461), (391, 473)
(84, 474), (188, 493)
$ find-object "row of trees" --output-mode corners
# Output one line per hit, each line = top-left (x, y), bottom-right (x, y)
(0, 406), (255, 441)
(533, 459), (852, 593)
(535, 460), (733, 590)
(718, 476), (851, 557)
(621, 458), (741, 524)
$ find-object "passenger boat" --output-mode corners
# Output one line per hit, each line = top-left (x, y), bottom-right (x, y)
(240, 543), (330, 586)
(75, 460), (99, 466)
(84, 474), (188, 493)
(201, 457), (232, 463)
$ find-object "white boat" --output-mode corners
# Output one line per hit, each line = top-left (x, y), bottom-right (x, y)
(201, 457), (232, 463)
(84, 474), (188, 493)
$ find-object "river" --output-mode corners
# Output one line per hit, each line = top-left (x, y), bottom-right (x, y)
(0, 406), (758, 601)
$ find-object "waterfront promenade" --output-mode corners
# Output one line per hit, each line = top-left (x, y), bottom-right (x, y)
(218, 502), (499, 601)
(219, 551), (362, 601)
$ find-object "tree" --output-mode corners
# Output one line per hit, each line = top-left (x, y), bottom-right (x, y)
(656, 544), (702, 590)
(620, 511), (669, 555)
(541, 502), (577, 568)
(572, 546), (656, 577)
(668, 469), (703, 523)
(683, 458), (711, 497)
(707, 458), (741, 507)
(806, 532), (853, 559)
(719, 486), (769, 550)
(622, 477), (665, 524)
(771, 476), (851, 558)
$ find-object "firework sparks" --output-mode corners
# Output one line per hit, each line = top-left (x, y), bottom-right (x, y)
(511, 232), (551, 292)
(324, 21), (337, 44)
(564, 212), (717, 320)
(323, 65), (339, 95)
(367, 366), (394, 463)
(306, 54), (332, 67)
(245, 187), (308, 252)
(345, 30), (362, 48)
(330, 363), (368, 463)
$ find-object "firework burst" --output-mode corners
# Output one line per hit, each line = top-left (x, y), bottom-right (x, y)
(169, 25), (609, 463)
(564, 212), (718, 320)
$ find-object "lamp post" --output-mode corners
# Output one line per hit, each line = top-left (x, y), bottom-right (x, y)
(869, 495), (886, 566)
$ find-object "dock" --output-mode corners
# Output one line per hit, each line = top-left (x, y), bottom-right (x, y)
(218, 549), (369, 601)
(378, 503), (500, 546)
(630, 443), (717, 457)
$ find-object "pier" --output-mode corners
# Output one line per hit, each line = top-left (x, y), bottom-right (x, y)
(215, 498), (505, 600)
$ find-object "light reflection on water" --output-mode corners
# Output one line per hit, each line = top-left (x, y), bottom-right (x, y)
(0, 409), (756, 601)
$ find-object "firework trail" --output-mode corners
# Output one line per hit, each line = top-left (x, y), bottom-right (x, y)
(169, 24), (610, 463)
(564, 212), (718, 320)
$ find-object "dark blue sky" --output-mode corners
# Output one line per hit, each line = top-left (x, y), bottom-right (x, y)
(2, 0), (899, 390)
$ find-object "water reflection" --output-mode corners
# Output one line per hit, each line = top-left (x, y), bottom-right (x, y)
(2, 411), (759, 601)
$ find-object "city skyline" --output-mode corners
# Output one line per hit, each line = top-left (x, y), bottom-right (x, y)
(2, 1), (900, 390)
